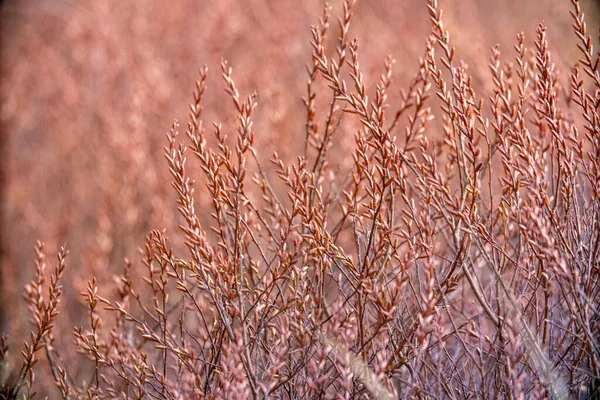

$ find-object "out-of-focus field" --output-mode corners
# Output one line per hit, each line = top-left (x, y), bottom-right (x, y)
(0, 0), (598, 359)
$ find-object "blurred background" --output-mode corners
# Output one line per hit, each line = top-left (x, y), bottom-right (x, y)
(0, 0), (598, 373)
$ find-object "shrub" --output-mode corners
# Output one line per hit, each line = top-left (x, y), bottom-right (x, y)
(1, 0), (599, 398)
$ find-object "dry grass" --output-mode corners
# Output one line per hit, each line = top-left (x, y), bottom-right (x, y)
(1, 0), (599, 398)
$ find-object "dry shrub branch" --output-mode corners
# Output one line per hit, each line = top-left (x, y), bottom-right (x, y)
(1, 0), (599, 398)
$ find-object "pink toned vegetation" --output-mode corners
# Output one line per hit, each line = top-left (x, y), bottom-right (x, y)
(0, 0), (599, 398)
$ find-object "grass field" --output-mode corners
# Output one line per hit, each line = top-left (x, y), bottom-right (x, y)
(1, 0), (599, 398)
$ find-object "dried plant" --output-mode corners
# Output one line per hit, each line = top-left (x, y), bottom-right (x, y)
(0, 0), (599, 398)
